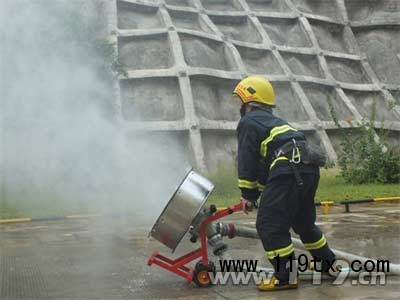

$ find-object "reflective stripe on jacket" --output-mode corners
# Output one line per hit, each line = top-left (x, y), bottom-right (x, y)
(237, 109), (318, 201)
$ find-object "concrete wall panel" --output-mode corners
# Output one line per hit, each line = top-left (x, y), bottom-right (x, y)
(201, 130), (237, 172)
(190, 76), (240, 121)
(259, 17), (312, 48)
(117, 1), (164, 29)
(281, 52), (324, 78)
(301, 83), (353, 121)
(118, 34), (174, 70)
(180, 34), (237, 71)
(120, 77), (184, 121)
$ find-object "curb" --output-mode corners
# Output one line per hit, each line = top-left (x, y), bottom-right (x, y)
(315, 196), (400, 214)
(340, 197), (400, 213)
(0, 214), (101, 225)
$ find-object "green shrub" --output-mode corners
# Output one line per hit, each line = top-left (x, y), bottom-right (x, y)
(328, 97), (400, 184)
(338, 125), (400, 184)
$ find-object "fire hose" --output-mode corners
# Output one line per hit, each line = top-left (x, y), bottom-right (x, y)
(215, 223), (400, 276)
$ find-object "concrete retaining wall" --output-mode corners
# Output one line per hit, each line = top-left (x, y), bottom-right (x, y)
(108, 0), (400, 172)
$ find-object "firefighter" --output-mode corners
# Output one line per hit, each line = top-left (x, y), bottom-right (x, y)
(232, 75), (336, 291)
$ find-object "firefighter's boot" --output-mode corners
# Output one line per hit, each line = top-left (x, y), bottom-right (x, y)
(257, 253), (298, 291)
(308, 242), (337, 275)
(257, 275), (298, 291)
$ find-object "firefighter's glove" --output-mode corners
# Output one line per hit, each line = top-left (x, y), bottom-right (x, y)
(241, 197), (258, 214)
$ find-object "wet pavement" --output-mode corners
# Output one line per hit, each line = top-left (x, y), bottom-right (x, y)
(0, 203), (399, 299)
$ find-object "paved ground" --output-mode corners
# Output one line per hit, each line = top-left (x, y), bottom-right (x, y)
(0, 203), (399, 299)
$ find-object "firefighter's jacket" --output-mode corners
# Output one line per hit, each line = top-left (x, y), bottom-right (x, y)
(237, 108), (319, 201)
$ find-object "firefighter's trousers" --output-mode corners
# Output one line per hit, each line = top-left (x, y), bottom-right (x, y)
(256, 172), (336, 281)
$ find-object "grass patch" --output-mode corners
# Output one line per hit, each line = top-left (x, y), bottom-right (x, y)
(1, 168), (399, 218)
(206, 168), (399, 207)
(316, 168), (399, 202)
(207, 167), (241, 208)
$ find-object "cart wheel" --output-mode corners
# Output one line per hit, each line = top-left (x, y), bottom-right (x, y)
(193, 261), (216, 288)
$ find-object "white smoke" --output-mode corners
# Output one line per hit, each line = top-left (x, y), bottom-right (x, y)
(0, 0), (189, 221)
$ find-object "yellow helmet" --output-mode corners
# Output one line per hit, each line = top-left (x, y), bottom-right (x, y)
(233, 75), (275, 107)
